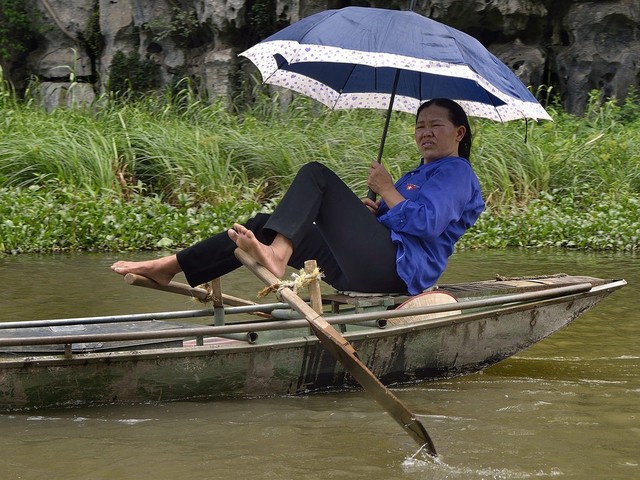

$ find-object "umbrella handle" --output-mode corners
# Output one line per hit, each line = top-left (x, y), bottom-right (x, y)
(367, 69), (401, 202)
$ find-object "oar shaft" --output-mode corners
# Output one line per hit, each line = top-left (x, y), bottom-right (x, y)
(234, 248), (436, 454)
(124, 273), (264, 309)
(125, 273), (209, 300)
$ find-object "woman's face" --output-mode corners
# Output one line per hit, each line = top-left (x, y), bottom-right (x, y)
(414, 104), (466, 163)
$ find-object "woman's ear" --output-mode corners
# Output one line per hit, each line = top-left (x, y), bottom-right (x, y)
(456, 125), (466, 142)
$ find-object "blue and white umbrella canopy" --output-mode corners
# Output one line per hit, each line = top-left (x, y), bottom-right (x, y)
(240, 7), (551, 122)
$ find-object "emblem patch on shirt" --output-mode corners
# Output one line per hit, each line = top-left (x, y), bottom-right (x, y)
(405, 183), (419, 191)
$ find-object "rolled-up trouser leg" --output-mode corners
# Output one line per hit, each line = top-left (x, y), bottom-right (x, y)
(176, 214), (274, 287)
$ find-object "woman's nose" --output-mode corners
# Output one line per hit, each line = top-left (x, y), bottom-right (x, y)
(421, 129), (433, 138)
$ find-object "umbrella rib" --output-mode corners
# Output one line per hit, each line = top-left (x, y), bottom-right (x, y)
(297, 9), (343, 45)
(487, 90), (506, 123)
(332, 63), (359, 109)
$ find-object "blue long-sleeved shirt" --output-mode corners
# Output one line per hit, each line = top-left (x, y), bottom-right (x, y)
(377, 156), (484, 294)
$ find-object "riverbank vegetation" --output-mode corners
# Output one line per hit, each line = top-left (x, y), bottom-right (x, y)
(1, 76), (639, 254)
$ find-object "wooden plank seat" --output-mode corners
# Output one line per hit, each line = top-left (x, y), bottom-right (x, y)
(324, 292), (409, 311)
(324, 290), (460, 327)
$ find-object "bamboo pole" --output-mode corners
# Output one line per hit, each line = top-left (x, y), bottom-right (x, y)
(2, 282), (596, 332)
(304, 260), (324, 315)
(124, 273), (270, 313)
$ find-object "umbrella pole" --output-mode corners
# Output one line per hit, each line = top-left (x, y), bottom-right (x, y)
(368, 69), (401, 200)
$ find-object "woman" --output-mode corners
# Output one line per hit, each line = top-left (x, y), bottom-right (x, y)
(111, 98), (485, 295)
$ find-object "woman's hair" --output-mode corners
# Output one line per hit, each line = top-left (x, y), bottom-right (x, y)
(416, 98), (473, 160)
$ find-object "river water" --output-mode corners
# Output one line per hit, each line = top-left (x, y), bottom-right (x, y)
(1, 249), (638, 480)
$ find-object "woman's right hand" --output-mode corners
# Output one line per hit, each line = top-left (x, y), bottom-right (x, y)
(361, 197), (380, 214)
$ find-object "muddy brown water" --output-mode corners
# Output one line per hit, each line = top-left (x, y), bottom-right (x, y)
(1, 249), (638, 479)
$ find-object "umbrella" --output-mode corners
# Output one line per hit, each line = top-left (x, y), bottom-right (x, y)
(240, 5), (551, 165)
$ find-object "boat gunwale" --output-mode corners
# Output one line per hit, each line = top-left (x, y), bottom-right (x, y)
(0, 280), (625, 349)
(0, 281), (599, 347)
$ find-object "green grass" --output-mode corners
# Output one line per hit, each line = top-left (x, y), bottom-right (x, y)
(1, 74), (639, 254)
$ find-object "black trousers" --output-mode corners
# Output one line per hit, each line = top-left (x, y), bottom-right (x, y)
(176, 162), (407, 293)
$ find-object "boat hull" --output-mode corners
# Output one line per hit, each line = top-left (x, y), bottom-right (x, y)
(0, 282), (619, 411)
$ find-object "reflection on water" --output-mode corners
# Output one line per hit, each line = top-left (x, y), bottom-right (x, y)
(1, 249), (638, 480)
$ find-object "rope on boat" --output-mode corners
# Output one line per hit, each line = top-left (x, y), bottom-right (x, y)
(257, 267), (324, 298)
(195, 283), (214, 304)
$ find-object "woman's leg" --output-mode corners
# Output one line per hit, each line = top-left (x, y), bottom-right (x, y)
(113, 162), (406, 293)
(258, 162), (407, 293)
(111, 214), (276, 287)
(110, 254), (182, 286)
(175, 214), (276, 286)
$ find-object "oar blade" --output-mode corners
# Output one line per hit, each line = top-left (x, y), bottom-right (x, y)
(300, 310), (436, 452)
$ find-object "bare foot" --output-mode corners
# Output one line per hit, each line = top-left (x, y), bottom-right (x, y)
(228, 224), (292, 278)
(110, 255), (181, 286)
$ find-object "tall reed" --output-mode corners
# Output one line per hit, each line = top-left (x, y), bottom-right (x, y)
(1, 81), (638, 207)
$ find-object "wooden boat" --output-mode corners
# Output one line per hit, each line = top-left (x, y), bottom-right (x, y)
(0, 271), (626, 412)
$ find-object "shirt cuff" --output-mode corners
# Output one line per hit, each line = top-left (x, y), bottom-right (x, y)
(379, 201), (408, 231)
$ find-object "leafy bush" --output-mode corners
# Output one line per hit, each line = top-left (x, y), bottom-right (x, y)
(2, 182), (638, 255)
(80, 1), (104, 60)
(108, 51), (161, 96)
(0, 181), (268, 254)
(0, 0), (36, 65)
(459, 190), (640, 252)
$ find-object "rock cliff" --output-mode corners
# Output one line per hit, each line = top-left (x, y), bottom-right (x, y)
(3, 0), (638, 114)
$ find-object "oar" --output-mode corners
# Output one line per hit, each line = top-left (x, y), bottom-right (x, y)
(234, 248), (437, 455)
(124, 273), (261, 308)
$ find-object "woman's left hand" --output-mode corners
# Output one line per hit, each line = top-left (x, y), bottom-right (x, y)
(367, 162), (394, 195)
(367, 162), (405, 208)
